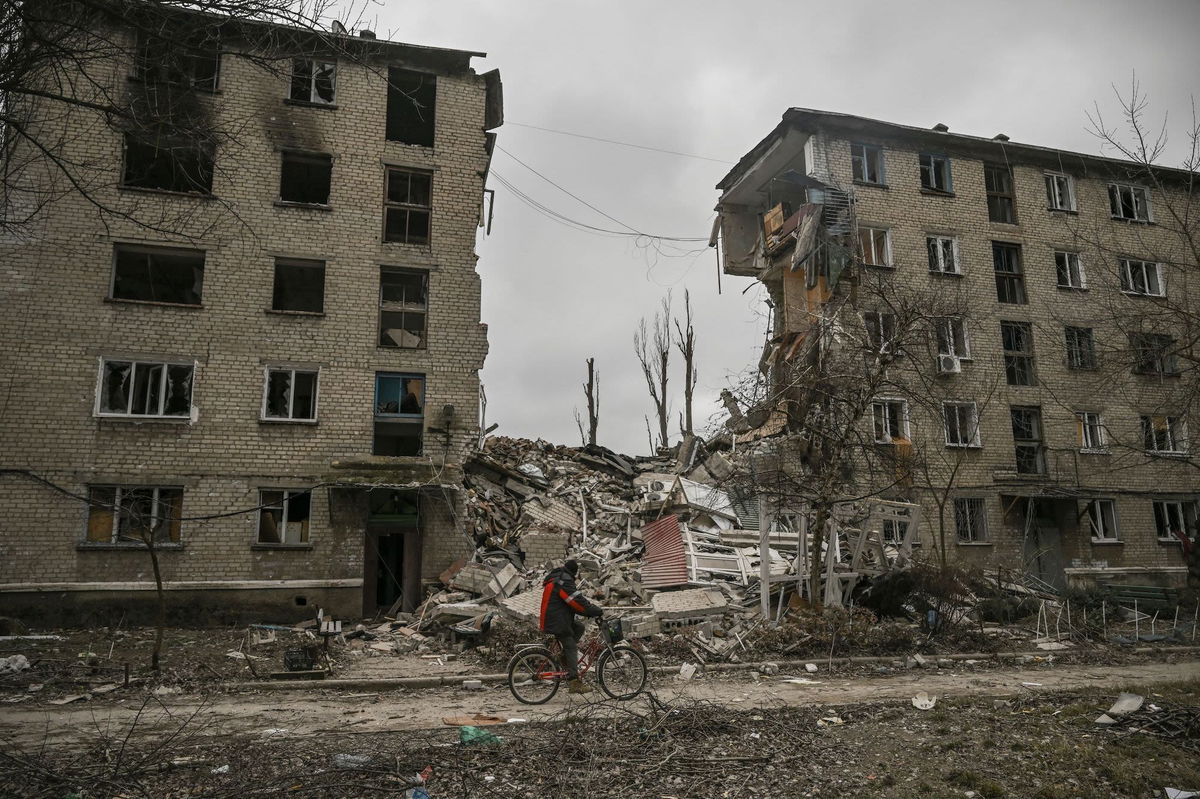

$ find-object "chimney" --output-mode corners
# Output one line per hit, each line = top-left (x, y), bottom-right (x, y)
(358, 29), (376, 39)
(932, 123), (949, 132)
(993, 133), (1010, 141)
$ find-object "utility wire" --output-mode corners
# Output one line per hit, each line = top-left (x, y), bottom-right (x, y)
(506, 121), (735, 165)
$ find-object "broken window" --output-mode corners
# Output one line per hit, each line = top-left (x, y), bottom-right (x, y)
(279, 152), (332, 205)
(954, 497), (987, 543)
(1055, 251), (1085, 289)
(1064, 326), (1097, 370)
(881, 517), (908, 544)
(935, 317), (971, 360)
(386, 67), (436, 146)
(272, 258), (325, 313)
(850, 143), (883, 184)
(858, 226), (890, 267)
(1010, 406), (1046, 474)
(86, 486), (182, 545)
(111, 243), (205, 305)
(871, 399), (908, 444)
(1001, 321), (1036, 386)
(98, 358), (194, 418)
(992, 242), (1026, 304)
(290, 59), (336, 104)
(374, 372), (424, 456)
(919, 153), (952, 192)
(1086, 499), (1119, 541)
(1153, 499), (1196, 541)
(379, 268), (428, 348)
(862, 311), (896, 355)
(1045, 171), (1076, 211)
(383, 168), (432, 244)
(943, 402), (980, 447)
(1108, 183), (1151, 222)
(1130, 333), (1179, 376)
(1119, 258), (1165, 297)
(1142, 414), (1186, 453)
(122, 135), (213, 194)
(257, 489), (311, 545)
(926, 235), (959, 274)
(135, 30), (219, 91)
(984, 163), (1016, 224)
(262, 367), (318, 421)
(1077, 411), (1106, 450)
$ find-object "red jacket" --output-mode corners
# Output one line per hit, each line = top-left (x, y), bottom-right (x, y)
(538, 566), (602, 635)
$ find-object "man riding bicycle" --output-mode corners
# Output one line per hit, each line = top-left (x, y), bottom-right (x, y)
(538, 559), (603, 694)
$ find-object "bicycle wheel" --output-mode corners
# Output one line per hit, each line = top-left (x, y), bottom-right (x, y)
(507, 647), (562, 704)
(596, 644), (648, 700)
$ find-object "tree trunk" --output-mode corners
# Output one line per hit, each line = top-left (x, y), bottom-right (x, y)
(584, 357), (598, 447)
(808, 503), (830, 609)
(148, 539), (166, 672)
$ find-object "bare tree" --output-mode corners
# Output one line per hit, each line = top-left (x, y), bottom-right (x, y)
(583, 356), (599, 447)
(634, 293), (672, 451)
(674, 289), (697, 437)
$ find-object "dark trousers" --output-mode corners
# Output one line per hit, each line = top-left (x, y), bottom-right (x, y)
(555, 620), (585, 679)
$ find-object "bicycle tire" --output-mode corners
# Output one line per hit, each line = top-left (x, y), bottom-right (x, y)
(596, 644), (648, 700)
(507, 647), (562, 704)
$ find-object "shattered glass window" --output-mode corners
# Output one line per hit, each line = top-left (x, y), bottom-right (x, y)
(387, 67), (437, 146)
(383, 169), (432, 244)
(290, 59), (337, 104)
(373, 373), (424, 456)
(263, 368), (318, 420)
(86, 486), (182, 545)
(379, 268), (428, 348)
(258, 489), (311, 544)
(99, 359), (193, 417)
(112, 244), (205, 305)
(279, 152), (332, 204)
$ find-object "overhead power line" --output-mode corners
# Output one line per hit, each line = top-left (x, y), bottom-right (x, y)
(506, 121), (735, 165)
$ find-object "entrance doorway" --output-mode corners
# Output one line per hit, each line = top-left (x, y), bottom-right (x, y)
(1013, 497), (1066, 590)
(362, 489), (422, 614)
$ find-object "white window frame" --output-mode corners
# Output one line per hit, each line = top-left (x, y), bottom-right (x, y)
(862, 311), (897, 355)
(1152, 500), (1196, 542)
(919, 153), (953, 192)
(95, 358), (195, 419)
(1087, 499), (1120, 543)
(1119, 259), (1165, 297)
(850, 143), (884, 185)
(85, 485), (183, 546)
(1142, 415), (1187, 454)
(1044, 171), (1076, 211)
(926, 235), (961, 274)
(290, 59), (337, 104)
(1077, 411), (1107, 452)
(935, 317), (972, 360)
(257, 488), (312, 545)
(943, 401), (981, 448)
(871, 398), (909, 444)
(858, 226), (892, 267)
(1055, 251), (1086, 289)
(954, 497), (988, 543)
(261, 366), (320, 422)
(1108, 182), (1152, 222)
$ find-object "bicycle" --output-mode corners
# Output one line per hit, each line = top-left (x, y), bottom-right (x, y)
(506, 617), (648, 704)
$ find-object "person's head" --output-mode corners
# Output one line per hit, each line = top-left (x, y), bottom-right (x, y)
(564, 558), (579, 576)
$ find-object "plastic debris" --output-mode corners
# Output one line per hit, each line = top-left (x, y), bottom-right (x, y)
(210, 765), (231, 775)
(1095, 692), (1144, 725)
(1165, 790), (1199, 799)
(460, 725), (503, 746)
(805, 663), (818, 673)
(912, 691), (937, 710)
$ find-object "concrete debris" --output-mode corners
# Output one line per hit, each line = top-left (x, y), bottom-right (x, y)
(0, 654), (30, 675)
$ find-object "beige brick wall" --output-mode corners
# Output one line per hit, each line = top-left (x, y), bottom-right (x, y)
(0, 28), (497, 615)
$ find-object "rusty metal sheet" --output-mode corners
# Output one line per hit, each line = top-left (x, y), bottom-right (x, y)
(640, 514), (688, 590)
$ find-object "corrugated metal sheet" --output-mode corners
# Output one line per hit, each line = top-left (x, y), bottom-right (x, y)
(640, 514), (689, 590)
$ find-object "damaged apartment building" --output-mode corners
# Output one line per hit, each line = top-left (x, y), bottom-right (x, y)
(0, 5), (502, 621)
(715, 108), (1197, 591)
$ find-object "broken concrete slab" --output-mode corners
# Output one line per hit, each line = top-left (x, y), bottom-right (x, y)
(651, 588), (728, 620)
(498, 590), (541, 625)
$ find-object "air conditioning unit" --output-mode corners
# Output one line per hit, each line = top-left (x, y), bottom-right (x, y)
(649, 480), (666, 492)
(645, 492), (666, 504)
(936, 354), (961, 374)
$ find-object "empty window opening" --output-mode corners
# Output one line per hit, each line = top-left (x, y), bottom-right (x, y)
(1055, 251), (1085, 289)
(263, 367), (318, 421)
(122, 135), (213, 194)
(379, 268), (428, 348)
(1087, 499), (1119, 542)
(1010, 406), (1046, 474)
(871, 399), (909, 444)
(290, 59), (336, 104)
(955, 497), (987, 543)
(258, 489), (311, 544)
(1153, 500), (1196, 541)
(272, 258), (325, 313)
(919, 153), (952, 192)
(86, 486), (182, 545)
(386, 67), (436, 146)
(862, 311), (896, 355)
(935, 317), (971, 368)
(279, 152), (332, 205)
(112, 243), (205, 305)
(984, 163), (1016, 224)
(1064, 326), (1097, 370)
(858, 226), (890, 266)
(1142, 415), (1186, 454)
(98, 359), (193, 418)
(850, 143), (884, 184)
(1130, 333), (1179, 376)
(374, 373), (424, 455)
(943, 402), (980, 447)
(881, 517), (909, 544)
(1001, 321), (1036, 386)
(926, 235), (960, 274)
(135, 31), (219, 91)
(992, 242), (1026, 304)
(1077, 411), (1107, 450)
(1119, 259), (1165, 297)
(1045, 172), (1076, 211)
(384, 168), (432, 244)
(1108, 183), (1151, 221)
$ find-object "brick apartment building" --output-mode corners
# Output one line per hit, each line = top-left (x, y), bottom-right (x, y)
(0, 7), (502, 621)
(716, 108), (1197, 590)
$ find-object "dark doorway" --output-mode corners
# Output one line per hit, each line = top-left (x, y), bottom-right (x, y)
(1010, 496), (1066, 591)
(362, 489), (422, 614)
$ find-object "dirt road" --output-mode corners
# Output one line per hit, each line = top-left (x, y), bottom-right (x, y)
(2, 658), (1196, 749)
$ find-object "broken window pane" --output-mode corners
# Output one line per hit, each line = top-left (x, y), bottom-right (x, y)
(290, 59), (337, 104)
(112, 244), (205, 305)
(130, 363), (164, 415)
(272, 259), (325, 313)
(87, 487), (117, 542)
(135, 30), (220, 91)
(919, 153), (951, 192)
(100, 361), (132, 414)
(99, 359), (193, 417)
(263, 368), (318, 420)
(86, 487), (181, 544)
(379, 268), (427, 348)
(373, 420), (423, 456)
(992, 242), (1025, 304)
(387, 68), (436, 146)
(954, 498), (987, 543)
(1011, 406), (1045, 474)
(1001, 321), (1035, 386)
(984, 164), (1016, 224)
(116, 488), (156, 543)
(374, 372), (424, 455)
(279, 152), (332, 204)
(123, 135), (213, 194)
(383, 169), (432, 244)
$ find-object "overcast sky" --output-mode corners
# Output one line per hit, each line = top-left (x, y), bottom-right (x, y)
(369, 0), (1200, 457)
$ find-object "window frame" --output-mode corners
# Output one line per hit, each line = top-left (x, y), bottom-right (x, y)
(954, 497), (988, 544)
(110, 243), (206, 306)
(871, 398), (910, 444)
(261, 366), (320, 423)
(256, 488), (313, 546)
(1141, 415), (1187, 454)
(278, 151), (333, 206)
(1086, 499), (1120, 543)
(857, 225), (892, 267)
(850, 142), (885, 185)
(95, 357), (195, 419)
(992, 242), (1026, 304)
(84, 485), (183, 547)
(862, 310), (897, 356)
(386, 67), (437, 146)
(271, 258), (325, 314)
(1130, 333), (1180, 377)
(918, 152), (953, 193)
(121, 134), (214, 195)
(1044, 171), (1077, 212)
(1064, 326), (1097, 370)
(984, 163), (1017, 224)
(1001, 321), (1037, 386)
(1054, 251), (1086, 289)
(289, 58), (337, 105)
(373, 372), (426, 456)
(943, 401), (981, 448)
(935, 317), (972, 360)
(926, 235), (961, 275)
(134, 31), (220, 93)
(1077, 411), (1107, 452)
(382, 167), (433, 245)
(378, 267), (429, 349)
(1010, 405), (1046, 475)
(1118, 258), (1166, 297)
(1152, 499), (1196, 542)
(1108, 182), (1153, 222)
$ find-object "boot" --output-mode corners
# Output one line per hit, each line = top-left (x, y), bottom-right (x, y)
(567, 678), (594, 694)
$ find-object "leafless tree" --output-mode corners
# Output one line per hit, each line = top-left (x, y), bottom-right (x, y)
(583, 356), (599, 447)
(634, 293), (672, 451)
(674, 289), (697, 437)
